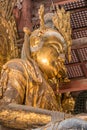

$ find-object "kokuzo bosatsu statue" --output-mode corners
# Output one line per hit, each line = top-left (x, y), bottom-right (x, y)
(0, 5), (74, 130)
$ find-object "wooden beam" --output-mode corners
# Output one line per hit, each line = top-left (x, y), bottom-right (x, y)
(17, 0), (33, 34)
(70, 7), (87, 13)
(59, 79), (87, 93)
(72, 37), (87, 48)
(72, 27), (87, 32)
(53, 0), (78, 5)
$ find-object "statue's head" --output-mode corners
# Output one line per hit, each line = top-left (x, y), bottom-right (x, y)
(24, 5), (72, 79)
(29, 27), (66, 78)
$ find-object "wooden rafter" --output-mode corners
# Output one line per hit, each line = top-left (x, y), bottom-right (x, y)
(53, 0), (78, 5)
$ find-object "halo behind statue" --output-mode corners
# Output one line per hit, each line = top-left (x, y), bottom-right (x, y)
(0, 0), (18, 75)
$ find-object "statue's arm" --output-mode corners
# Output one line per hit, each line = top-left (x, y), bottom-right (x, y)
(0, 103), (51, 130)
(0, 60), (51, 129)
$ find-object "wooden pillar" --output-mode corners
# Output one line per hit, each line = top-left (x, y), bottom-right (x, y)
(18, 0), (32, 35)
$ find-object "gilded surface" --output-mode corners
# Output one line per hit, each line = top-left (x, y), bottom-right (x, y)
(0, 0), (18, 75)
(0, 4), (75, 129)
(0, 109), (51, 129)
(52, 6), (72, 62)
(0, 59), (59, 110)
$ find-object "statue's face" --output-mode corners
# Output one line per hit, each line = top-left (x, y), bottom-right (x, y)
(30, 29), (66, 79)
(36, 46), (58, 78)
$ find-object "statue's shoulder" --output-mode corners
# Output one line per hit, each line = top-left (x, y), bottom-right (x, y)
(2, 59), (27, 73)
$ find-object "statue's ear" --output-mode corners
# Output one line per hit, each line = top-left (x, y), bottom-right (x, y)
(21, 27), (31, 60)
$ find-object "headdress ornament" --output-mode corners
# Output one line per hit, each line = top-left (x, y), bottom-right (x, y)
(39, 4), (72, 61)
(30, 5), (72, 62)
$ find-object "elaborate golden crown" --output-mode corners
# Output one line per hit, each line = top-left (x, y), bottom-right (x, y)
(38, 5), (72, 62)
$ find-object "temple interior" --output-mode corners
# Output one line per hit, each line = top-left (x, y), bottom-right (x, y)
(0, 0), (87, 130)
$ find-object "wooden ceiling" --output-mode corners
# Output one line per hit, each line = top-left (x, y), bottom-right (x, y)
(61, 0), (87, 39)
(32, 0), (87, 39)
(65, 44), (87, 79)
(58, 0), (87, 80)
(59, 0), (87, 80)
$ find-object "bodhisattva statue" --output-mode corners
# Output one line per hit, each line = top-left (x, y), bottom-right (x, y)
(0, 5), (74, 130)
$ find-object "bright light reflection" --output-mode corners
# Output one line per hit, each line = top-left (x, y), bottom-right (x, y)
(41, 58), (49, 65)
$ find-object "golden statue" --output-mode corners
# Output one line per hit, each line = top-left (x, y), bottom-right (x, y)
(0, 4), (74, 130)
